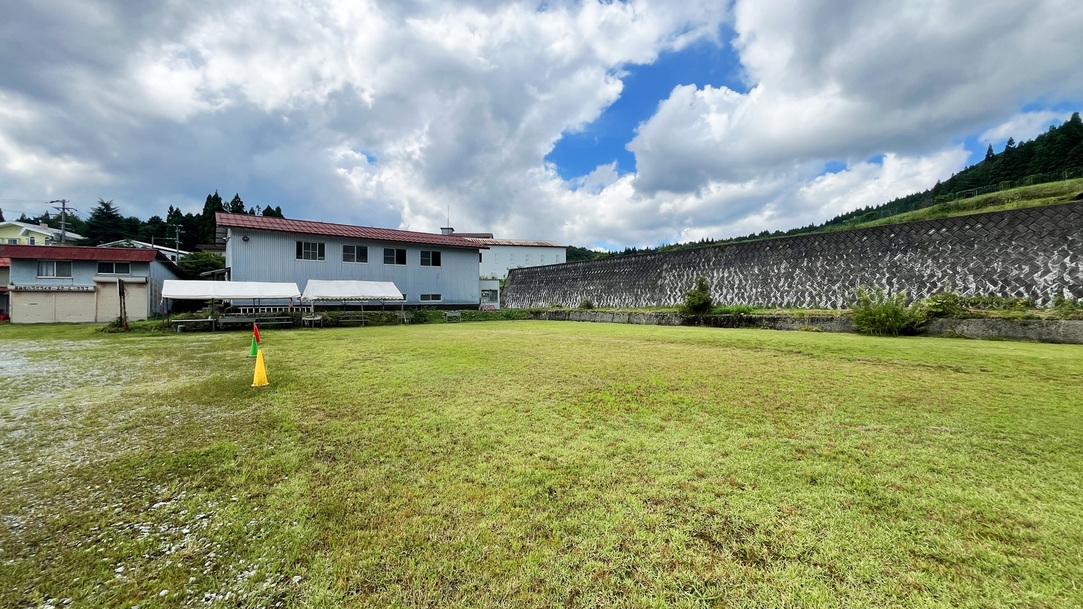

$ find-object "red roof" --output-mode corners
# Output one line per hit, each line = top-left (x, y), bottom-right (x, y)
(0, 245), (159, 262)
(215, 212), (485, 249)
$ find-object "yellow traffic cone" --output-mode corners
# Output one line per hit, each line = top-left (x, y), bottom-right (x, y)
(252, 349), (269, 387)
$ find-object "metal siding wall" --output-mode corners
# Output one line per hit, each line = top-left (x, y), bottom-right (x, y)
(147, 260), (181, 316)
(480, 245), (567, 280)
(229, 229), (481, 305)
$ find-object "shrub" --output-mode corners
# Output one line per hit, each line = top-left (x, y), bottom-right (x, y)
(408, 308), (443, 324)
(1053, 295), (1083, 319)
(713, 304), (756, 315)
(962, 295), (1035, 310)
(922, 292), (967, 318)
(848, 286), (925, 336)
(680, 277), (713, 316)
(578, 299), (595, 310)
(459, 309), (533, 322)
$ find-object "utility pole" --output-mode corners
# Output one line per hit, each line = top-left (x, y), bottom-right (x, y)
(170, 224), (183, 261)
(49, 199), (76, 244)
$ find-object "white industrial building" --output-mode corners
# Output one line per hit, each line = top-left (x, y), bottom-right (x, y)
(441, 230), (566, 281)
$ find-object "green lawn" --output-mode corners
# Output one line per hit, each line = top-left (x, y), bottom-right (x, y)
(1, 322), (1081, 608)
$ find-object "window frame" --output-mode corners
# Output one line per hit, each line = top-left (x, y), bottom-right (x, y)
(419, 293), (442, 302)
(420, 250), (442, 267)
(342, 244), (368, 264)
(37, 260), (73, 278)
(296, 240), (326, 261)
(97, 262), (131, 275)
(383, 248), (407, 265)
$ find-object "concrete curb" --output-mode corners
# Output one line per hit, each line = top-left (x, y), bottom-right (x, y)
(528, 310), (1083, 344)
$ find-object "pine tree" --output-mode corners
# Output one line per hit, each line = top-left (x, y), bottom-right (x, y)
(82, 199), (127, 245)
(228, 194), (246, 214)
(198, 191), (225, 246)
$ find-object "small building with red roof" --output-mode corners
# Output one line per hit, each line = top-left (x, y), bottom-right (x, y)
(215, 213), (487, 308)
(0, 244), (182, 323)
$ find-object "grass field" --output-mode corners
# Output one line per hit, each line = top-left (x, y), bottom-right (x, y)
(2, 321), (1082, 608)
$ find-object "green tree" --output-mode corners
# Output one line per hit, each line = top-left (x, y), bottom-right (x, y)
(177, 252), (226, 280)
(261, 205), (284, 218)
(82, 199), (127, 245)
(198, 191), (225, 246)
(227, 194), (246, 214)
(566, 245), (600, 262)
(139, 215), (168, 244)
(0, 208), (5, 222)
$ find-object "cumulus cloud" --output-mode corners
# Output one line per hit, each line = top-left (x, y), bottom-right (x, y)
(616, 0), (1083, 244)
(0, 0), (1080, 247)
(0, 0), (728, 231)
(979, 110), (1074, 145)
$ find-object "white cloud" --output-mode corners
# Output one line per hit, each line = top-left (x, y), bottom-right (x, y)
(608, 0), (1083, 245)
(979, 110), (1073, 145)
(0, 0), (1080, 248)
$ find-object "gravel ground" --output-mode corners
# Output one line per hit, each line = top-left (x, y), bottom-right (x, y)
(0, 336), (304, 608)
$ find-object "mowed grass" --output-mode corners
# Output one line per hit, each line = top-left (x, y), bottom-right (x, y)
(859, 177), (1083, 228)
(1, 322), (1082, 608)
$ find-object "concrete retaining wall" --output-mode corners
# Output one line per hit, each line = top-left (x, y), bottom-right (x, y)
(505, 202), (1083, 309)
(530, 310), (1083, 344)
(926, 318), (1083, 344)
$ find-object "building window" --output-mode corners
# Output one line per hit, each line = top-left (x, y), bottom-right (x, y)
(343, 245), (368, 263)
(419, 293), (442, 301)
(29, 236), (36, 245)
(420, 250), (441, 266)
(5, 238), (16, 244)
(384, 248), (406, 265)
(97, 262), (131, 274)
(481, 289), (498, 302)
(296, 241), (325, 261)
(37, 261), (73, 278)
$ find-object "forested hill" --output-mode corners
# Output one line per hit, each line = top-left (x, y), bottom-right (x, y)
(568, 112), (1083, 262)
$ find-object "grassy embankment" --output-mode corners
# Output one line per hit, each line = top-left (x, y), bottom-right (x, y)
(2, 322), (1082, 607)
(847, 177), (1083, 229)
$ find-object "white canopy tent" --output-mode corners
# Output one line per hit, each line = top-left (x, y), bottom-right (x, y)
(301, 280), (404, 305)
(163, 280), (301, 301)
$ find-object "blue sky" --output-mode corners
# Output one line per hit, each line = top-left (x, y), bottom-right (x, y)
(546, 36), (747, 181)
(1, 1), (1081, 249)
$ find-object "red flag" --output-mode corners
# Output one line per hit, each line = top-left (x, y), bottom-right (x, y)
(253, 322), (261, 343)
